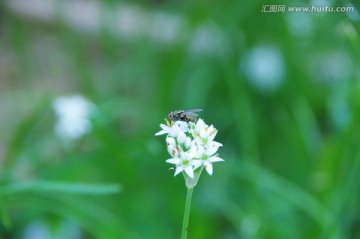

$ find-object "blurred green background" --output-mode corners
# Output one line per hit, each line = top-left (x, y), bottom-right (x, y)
(1, 0), (360, 238)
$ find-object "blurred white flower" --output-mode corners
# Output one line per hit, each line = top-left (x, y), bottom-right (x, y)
(328, 84), (351, 130)
(23, 220), (82, 239)
(147, 12), (185, 44)
(241, 45), (285, 93)
(53, 95), (96, 139)
(345, 3), (360, 21)
(285, 12), (314, 37)
(156, 117), (223, 188)
(311, 50), (353, 83)
(241, 216), (260, 238)
(311, 0), (333, 7)
(189, 24), (227, 56)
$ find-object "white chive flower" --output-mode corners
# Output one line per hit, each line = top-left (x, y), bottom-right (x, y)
(195, 143), (224, 175)
(53, 95), (96, 139)
(156, 117), (224, 188)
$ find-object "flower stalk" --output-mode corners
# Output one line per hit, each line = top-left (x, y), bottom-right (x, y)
(181, 187), (193, 239)
(156, 116), (224, 239)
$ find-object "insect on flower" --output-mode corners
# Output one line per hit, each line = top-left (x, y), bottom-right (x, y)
(168, 109), (203, 123)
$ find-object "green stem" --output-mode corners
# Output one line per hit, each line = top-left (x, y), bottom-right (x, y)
(181, 187), (193, 239)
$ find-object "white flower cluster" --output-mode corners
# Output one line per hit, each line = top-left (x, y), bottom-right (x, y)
(155, 119), (224, 179)
(53, 95), (96, 139)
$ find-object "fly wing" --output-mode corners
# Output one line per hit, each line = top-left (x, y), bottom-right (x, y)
(181, 111), (199, 117)
(181, 109), (203, 117)
(185, 109), (203, 113)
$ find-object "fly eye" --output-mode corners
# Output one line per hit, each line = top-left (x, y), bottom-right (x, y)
(168, 113), (172, 119)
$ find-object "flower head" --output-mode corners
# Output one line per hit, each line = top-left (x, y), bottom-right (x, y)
(156, 117), (223, 187)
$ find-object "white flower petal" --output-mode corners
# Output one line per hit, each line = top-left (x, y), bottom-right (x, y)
(155, 124), (171, 136)
(191, 138), (199, 148)
(212, 141), (223, 147)
(184, 137), (192, 149)
(166, 158), (181, 164)
(195, 144), (206, 154)
(177, 131), (187, 144)
(199, 128), (208, 139)
(206, 144), (220, 156)
(169, 124), (181, 138)
(208, 128), (218, 141)
(175, 121), (189, 132)
(174, 166), (183, 176)
(192, 160), (203, 170)
(184, 166), (194, 178)
(195, 118), (207, 134)
(205, 163), (213, 175)
(185, 147), (197, 158)
(209, 156), (224, 163)
(160, 124), (169, 130)
(155, 130), (167, 136)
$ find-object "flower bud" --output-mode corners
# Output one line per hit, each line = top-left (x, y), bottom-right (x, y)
(184, 137), (192, 150)
(177, 131), (187, 144)
(166, 137), (176, 146)
(167, 145), (179, 157)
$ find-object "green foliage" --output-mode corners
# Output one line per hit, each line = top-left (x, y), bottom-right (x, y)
(1, 0), (360, 238)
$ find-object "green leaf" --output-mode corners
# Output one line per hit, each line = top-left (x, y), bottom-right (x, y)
(1, 181), (121, 196)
